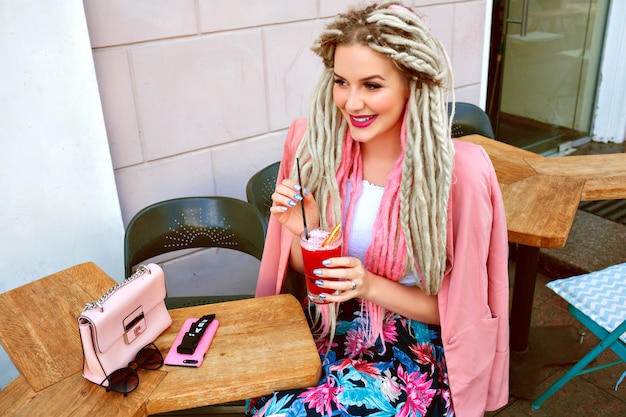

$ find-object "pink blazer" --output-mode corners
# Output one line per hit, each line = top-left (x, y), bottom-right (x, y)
(256, 119), (510, 416)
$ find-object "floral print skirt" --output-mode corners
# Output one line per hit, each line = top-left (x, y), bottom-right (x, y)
(247, 298), (454, 417)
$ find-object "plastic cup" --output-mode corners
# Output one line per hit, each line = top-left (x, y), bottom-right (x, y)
(300, 226), (343, 304)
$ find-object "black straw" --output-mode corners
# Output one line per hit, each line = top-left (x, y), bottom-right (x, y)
(296, 157), (309, 240)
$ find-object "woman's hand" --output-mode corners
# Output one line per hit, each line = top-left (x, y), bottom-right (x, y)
(270, 179), (320, 236)
(311, 256), (370, 302)
(313, 256), (441, 324)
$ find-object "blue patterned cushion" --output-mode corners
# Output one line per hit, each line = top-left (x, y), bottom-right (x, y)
(547, 263), (626, 344)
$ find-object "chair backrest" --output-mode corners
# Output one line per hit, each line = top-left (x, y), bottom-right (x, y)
(124, 196), (267, 278)
(245, 161), (280, 225)
(448, 102), (495, 139)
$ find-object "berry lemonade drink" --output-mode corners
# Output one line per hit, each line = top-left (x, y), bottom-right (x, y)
(300, 226), (343, 303)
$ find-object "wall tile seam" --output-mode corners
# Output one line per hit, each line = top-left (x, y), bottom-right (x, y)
(112, 130), (289, 172)
(89, 17), (329, 51)
(121, 47), (149, 169)
(454, 81), (480, 89)
(260, 27), (272, 131)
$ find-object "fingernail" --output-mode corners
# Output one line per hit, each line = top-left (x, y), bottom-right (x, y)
(279, 206), (288, 212)
(318, 293), (327, 299)
(294, 193), (303, 201)
(322, 259), (331, 266)
(303, 188), (309, 196)
(315, 279), (324, 286)
(287, 200), (296, 207)
(294, 184), (301, 191)
(313, 269), (322, 276)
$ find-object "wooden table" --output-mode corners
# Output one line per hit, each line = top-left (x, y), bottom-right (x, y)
(0, 262), (321, 416)
(149, 296), (320, 414)
(458, 135), (626, 397)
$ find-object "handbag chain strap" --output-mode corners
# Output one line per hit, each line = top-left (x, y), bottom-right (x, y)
(82, 264), (151, 313)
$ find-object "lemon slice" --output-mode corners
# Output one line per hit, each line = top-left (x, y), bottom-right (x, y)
(321, 223), (342, 247)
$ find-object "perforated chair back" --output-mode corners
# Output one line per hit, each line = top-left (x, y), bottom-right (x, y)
(532, 262), (626, 409)
(124, 196), (267, 309)
(448, 102), (495, 139)
(246, 161), (280, 225)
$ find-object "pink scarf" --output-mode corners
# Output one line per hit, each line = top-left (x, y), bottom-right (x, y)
(318, 118), (410, 347)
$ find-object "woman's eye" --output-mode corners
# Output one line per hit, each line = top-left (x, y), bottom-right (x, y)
(365, 83), (381, 90)
(334, 78), (347, 86)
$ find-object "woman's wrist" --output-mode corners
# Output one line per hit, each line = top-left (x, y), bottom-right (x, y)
(362, 272), (439, 324)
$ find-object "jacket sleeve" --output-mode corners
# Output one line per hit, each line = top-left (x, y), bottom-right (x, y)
(484, 149), (510, 411)
(255, 119), (307, 297)
(438, 141), (510, 416)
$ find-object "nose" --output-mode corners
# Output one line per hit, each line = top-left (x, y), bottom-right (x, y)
(345, 89), (365, 113)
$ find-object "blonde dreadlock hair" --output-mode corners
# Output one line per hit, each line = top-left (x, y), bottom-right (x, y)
(295, 2), (455, 343)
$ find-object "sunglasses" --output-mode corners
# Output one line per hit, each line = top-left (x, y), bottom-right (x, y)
(100, 343), (164, 396)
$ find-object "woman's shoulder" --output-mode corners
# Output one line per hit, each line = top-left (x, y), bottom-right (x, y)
(450, 139), (498, 197)
(281, 118), (308, 157)
(290, 118), (307, 129)
(452, 139), (494, 176)
(288, 118), (308, 138)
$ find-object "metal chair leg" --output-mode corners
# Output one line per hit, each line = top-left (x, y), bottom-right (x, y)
(532, 319), (626, 409)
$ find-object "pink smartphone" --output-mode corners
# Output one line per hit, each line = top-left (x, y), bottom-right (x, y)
(164, 317), (219, 367)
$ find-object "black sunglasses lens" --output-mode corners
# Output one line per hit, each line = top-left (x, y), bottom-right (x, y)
(136, 344), (164, 370)
(101, 344), (163, 395)
(104, 368), (139, 395)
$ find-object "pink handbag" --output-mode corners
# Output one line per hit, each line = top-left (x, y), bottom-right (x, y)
(78, 263), (172, 386)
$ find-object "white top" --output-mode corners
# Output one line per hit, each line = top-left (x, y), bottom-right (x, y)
(346, 180), (416, 286)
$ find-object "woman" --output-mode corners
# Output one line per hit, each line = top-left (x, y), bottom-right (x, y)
(252, 2), (509, 416)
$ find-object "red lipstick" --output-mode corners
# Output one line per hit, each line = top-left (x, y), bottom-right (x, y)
(350, 114), (377, 128)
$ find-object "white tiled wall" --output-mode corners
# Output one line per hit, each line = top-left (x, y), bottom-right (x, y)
(84, 0), (490, 225)
(198, 0), (317, 32)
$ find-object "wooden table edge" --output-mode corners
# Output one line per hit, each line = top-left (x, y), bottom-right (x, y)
(146, 294), (321, 415)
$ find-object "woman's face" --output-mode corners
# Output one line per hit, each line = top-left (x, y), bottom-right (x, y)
(333, 43), (409, 145)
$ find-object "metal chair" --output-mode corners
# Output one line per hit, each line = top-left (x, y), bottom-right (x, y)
(532, 262), (626, 409)
(124, 196), (267, 310)
(245, 161), (280, 225)
(448, 102), (495, 139)
(126, 196), (268, 416)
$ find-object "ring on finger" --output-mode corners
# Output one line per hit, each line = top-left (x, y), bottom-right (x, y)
(350, 280), (357, 291)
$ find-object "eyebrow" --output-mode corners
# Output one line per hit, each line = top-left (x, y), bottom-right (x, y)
(333, 72), (386, 82)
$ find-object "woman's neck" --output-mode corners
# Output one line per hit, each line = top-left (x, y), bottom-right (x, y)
(360, 137), (402, 187)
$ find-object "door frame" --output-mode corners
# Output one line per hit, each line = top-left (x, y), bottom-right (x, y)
(482, 0), (626, 144)
(592, 0), (626, 143)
